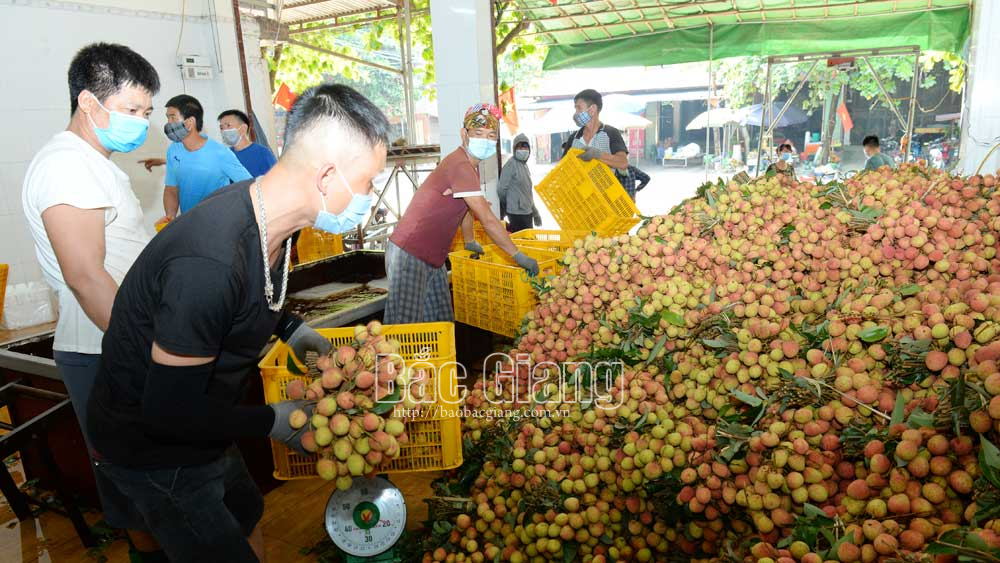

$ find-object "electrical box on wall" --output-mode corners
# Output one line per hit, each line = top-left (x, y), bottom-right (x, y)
(182, 66), (213, 80)
(177, 54), (212, 80)
(177, 54), (209, 67)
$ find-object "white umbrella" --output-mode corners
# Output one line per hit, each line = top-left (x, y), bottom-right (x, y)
(685, 107), (742, 130)
(522, 103), (651, 136)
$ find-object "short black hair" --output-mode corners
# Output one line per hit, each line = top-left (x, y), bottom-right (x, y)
(574, 89), (603, 112)
(863, 136), (880, 148)
(68, 43), (160, 115)
(166, 94), (205, 131)
(218, 109), (250, 126)
(284, 83), (390, 153)
(778, 143), (793, 152)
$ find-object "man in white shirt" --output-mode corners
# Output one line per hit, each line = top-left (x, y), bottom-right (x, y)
(22, 42), (165, 561)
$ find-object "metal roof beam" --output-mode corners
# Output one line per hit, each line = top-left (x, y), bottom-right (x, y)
(287, 8), (428, 34)
(287, 38), (403, 74)
(281, 1), (398, 25)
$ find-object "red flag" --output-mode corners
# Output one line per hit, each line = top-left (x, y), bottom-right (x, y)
(273, 83), (297, 111)
(837, 102), (853, 133)
(499, 87), (518, 134)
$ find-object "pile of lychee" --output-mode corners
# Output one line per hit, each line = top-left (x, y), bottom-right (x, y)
(417, 163), (1000, 562)
(283, 321), (429, 490)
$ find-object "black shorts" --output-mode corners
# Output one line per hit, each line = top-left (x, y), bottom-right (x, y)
(94, 446), (264, 562)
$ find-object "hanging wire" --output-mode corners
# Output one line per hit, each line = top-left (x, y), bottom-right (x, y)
(975, 142), (1000, 175)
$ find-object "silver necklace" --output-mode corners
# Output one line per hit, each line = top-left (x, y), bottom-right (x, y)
(255, 178), (292, 312)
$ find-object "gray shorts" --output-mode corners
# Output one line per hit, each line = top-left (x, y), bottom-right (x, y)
(54, 351), (147, 530)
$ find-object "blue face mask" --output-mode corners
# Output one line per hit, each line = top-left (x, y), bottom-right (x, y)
(87, 96), (149, 153)
(467, 137), (496, 160)
(314, 167), (373, 234)
(573, 108), (593, 128)
(781, 153), (792, 162)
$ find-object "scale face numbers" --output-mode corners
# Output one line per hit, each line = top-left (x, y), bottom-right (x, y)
(325, 476), (406, 557)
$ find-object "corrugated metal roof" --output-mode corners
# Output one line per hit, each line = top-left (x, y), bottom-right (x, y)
(509, 0), (973, 43)
(279, 0), (398, 25)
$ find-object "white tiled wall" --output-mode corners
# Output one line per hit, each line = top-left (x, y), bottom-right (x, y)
(0, 0), (276, 286)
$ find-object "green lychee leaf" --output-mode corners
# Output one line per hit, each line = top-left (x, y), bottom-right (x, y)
(906, 407), (935, 428)
(802, 503), (830, 521)
(662, 311), (686, 327)
(890, 391), (906, 427)
(858, 326), (889, 343)
(642, 335), (668, 369)
(980, 437), (1000, 489)
(562, 541), (579, 563)
(897, 283), (922, 296)
(286, 354), (305, 375)
(370, 387), (401, 416)
(731, 390), (763, 407)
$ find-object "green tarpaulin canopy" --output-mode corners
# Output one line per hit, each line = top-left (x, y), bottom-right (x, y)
(524, 2), (972, 70)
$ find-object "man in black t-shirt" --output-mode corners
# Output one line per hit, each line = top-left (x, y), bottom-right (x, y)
(88, 84), (389, 562)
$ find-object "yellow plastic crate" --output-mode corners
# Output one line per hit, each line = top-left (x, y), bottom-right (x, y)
(534, 148), (639, 236)
(449, 219), (503, 253)
(510, 229), (590, 253)
(449, 245), (563, 338)
(296, 227), (345, 264)
(259, 322), (462, 479)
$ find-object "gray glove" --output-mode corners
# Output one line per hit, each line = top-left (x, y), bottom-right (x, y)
(513, 251), (540, 276)
(578, 146), (601, 162)
(465, 241), (485, 256)
(286, 323), (332, 364)
(270, 400), (313, 456)
(532, 208), (542, 227)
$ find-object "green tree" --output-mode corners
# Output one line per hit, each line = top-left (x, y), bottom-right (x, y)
(269, 0), (547, 101)
(715, 51), (966, 114)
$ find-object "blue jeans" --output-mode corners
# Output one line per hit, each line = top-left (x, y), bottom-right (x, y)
(54, 351), (146, 530)
(94, 446), (264, 562)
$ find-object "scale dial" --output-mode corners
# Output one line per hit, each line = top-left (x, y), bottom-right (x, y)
(325, 476), (407, 557)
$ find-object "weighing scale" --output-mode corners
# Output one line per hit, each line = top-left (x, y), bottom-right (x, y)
(324, 476), (407, 562)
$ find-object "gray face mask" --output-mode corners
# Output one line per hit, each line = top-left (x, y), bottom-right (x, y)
(221, 128), (242, 147)
(514, 149), (530, 162)
(164, 121), (189, 143)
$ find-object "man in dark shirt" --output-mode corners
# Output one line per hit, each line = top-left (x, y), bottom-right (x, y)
(560, 89), (632, 192)
(88, 83), (389, 562)
(765, 143), (796, 179)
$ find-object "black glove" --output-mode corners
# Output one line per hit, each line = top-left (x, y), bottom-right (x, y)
(532, 209), (542, 227)
(513, 251), (540, 276)
(286, 323), (332, 365)
(578, 147), (601, 162)
(270, 400), (313, 456)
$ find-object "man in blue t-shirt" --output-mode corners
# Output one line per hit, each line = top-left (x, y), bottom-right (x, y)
(218, 109), (277, 177)
(160, 95), (251, 221)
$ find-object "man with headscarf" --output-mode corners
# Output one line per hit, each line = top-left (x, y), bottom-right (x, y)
(498, 133), (541, 232)
(385, 103), (539, 324)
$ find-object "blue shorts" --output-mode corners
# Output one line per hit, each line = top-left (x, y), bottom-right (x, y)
(94, 446), (264, 562)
